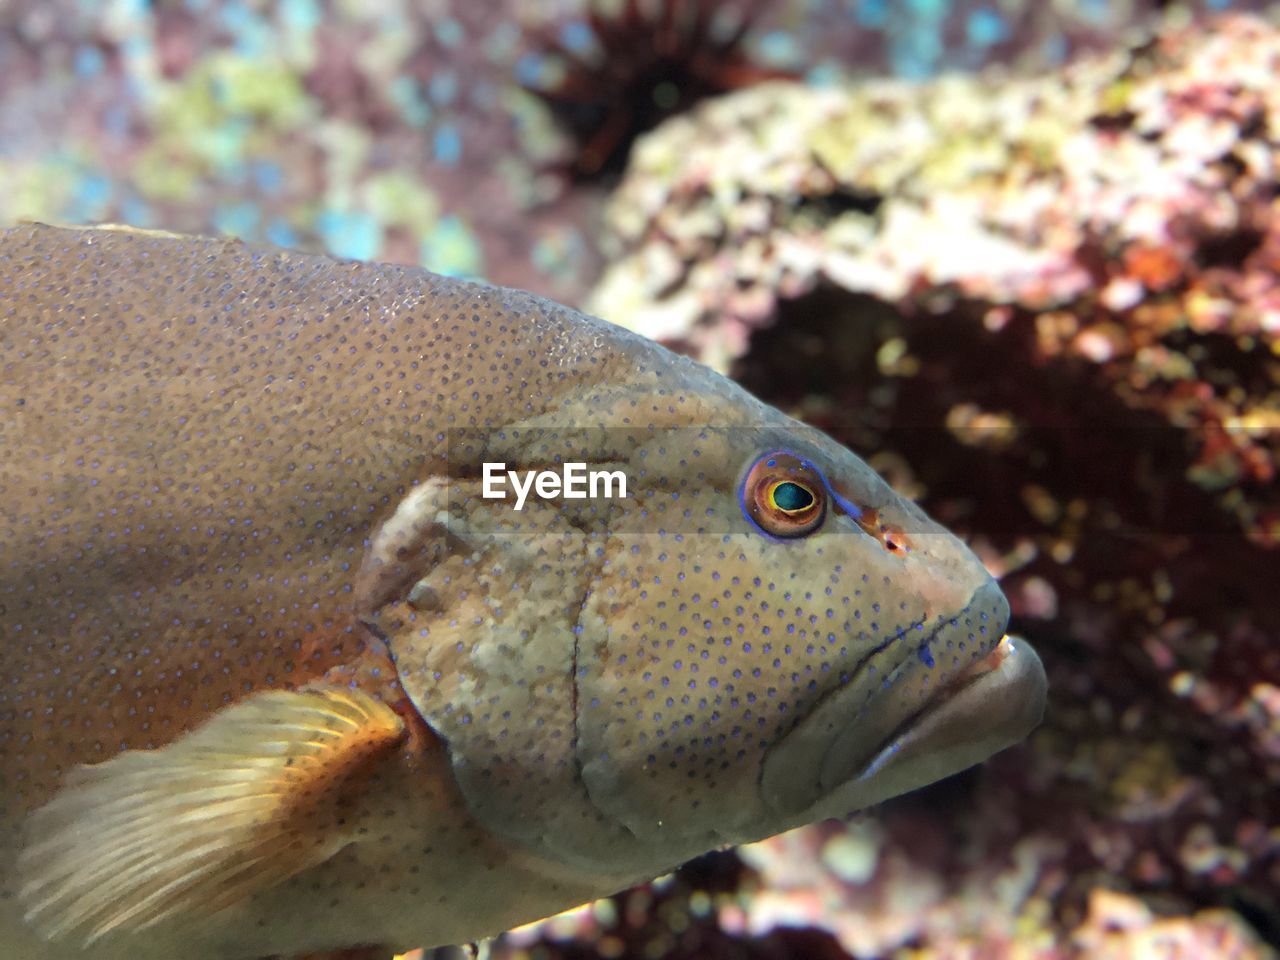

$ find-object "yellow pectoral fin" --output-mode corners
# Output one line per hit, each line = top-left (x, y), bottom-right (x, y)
(19, 685), (406, 947)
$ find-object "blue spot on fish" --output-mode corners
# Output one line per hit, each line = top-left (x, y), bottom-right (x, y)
(918, 644), (935, 668)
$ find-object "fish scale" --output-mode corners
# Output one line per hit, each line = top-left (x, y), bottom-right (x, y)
(0, 223), (1044, 960)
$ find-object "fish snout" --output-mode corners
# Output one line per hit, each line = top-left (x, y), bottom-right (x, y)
(758, 578), (1044, 825)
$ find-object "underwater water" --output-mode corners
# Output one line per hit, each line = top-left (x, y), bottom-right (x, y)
(0, 1), (1277, 959)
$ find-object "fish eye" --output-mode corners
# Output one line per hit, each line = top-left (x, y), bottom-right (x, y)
(768, 480), (815, 514)
(741, 452), (826, 539)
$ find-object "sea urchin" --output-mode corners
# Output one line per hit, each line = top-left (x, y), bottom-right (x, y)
(524, 0), (793, 181)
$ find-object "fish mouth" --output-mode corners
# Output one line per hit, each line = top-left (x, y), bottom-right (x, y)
(760, 579), (1046, 820)
(818, 633), (1046, 794)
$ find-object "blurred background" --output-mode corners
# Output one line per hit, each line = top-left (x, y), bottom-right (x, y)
(2, 1), (1277, 957)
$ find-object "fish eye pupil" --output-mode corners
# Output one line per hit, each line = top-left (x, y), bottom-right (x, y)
(771, 481), (813, 513)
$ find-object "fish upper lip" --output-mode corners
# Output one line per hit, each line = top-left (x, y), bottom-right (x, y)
(940, 631), (1016, 690)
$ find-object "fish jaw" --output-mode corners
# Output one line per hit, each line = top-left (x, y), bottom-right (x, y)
(825, 632), (1045, 808)
(759, 577), (1045, 825)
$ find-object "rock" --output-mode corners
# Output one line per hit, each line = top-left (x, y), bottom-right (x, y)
(587, 11), (1280, 952)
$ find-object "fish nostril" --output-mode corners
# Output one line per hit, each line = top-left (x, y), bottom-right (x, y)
(851, 507), (911, 554)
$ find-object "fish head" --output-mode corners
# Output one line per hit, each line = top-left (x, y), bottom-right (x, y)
(569, 407), (1046, 861)
(371, 342), (1045, 879)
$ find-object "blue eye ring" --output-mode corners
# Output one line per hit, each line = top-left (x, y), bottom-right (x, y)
(740, 451), (827, 539)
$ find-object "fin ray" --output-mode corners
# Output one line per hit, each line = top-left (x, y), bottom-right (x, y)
(20, 685), (405, 946)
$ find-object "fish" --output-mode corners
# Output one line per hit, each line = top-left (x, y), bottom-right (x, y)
(0, 223), (1047, 960)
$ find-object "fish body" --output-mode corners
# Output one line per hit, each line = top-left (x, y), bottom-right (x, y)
(0, 224), (1045, 959)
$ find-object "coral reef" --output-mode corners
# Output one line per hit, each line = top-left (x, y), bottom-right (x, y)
(0, 0), (1272, 306)
(483, 804), (1276, 959)
(1071, 888), (1275, 960)
(582, 10), (1280, 955)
